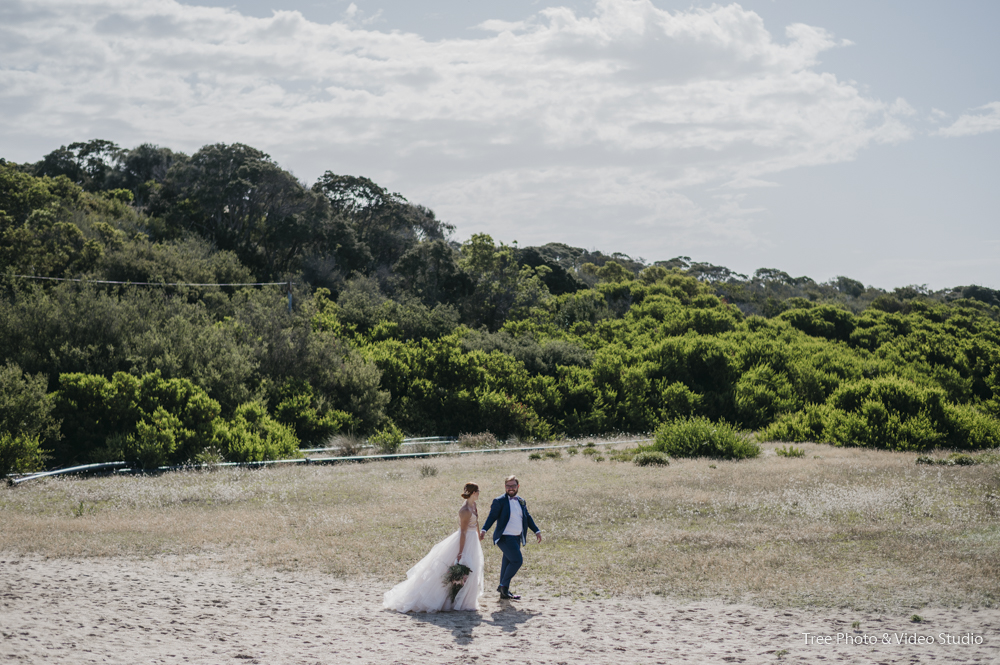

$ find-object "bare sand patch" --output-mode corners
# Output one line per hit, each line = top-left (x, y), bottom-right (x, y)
(2, 555), (998, 664)
(2, 444), (999, 662)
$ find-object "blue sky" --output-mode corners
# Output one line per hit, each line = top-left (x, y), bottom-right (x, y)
(2, 0), (998, 289)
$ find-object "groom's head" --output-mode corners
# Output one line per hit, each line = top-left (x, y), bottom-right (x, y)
(505, 475), (519, 498)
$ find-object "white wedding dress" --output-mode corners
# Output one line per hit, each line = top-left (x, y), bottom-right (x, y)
(383, 511), (485, 613)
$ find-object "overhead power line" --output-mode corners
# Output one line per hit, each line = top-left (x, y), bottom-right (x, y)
(12, 275), (291, 287)
(11, 274), (297, 311)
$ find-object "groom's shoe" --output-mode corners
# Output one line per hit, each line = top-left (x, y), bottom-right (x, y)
(499, 587), (520, 600)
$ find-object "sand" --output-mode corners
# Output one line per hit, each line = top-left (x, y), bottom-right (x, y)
(1, 555), (998, 664)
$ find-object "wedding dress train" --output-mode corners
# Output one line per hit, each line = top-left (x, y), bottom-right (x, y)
(383, 521), (484, 613)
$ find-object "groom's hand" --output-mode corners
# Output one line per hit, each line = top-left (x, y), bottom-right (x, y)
(478, 530), (485, 541)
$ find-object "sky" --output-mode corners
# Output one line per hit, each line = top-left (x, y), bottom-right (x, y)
(1, 0), (998, 290)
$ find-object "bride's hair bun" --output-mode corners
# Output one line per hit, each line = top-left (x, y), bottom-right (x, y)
(461, 482), (479, 499)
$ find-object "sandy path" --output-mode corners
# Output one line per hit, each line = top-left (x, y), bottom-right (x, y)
(1, 555), (997, 664)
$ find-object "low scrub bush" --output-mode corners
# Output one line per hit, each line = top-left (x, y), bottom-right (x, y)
(216, 402), (300, 463)
(648, 417), (760, 460)
(328, 433), (364, 457)
(457, 431), (500, 449)
(775, 445), (805, 458)
(633, 451), (670, 466)
(915, 451), (996, 466)
(609, 449), (636, 462)
(0, 433), (46, 478)
(370, 422), (404, 454)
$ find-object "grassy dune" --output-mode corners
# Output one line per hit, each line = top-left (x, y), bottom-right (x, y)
(2, 442), (998, 611)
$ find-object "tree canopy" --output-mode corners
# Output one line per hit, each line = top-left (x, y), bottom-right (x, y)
(3, 141), (1000, 473)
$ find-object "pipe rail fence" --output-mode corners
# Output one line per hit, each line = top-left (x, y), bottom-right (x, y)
(8, 437), (655, 486)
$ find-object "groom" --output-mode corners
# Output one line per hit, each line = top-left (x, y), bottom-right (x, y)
(479, 475), (542, 600)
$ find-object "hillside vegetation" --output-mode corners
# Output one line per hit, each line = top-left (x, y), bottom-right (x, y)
(4, 139), (1000, 473)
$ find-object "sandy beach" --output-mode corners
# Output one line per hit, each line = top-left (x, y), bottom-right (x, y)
(2, 555), (998, 664)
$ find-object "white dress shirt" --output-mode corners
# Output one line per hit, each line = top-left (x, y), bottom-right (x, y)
(502, 496), (523, 536)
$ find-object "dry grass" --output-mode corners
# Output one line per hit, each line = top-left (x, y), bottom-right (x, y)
(2, 442), (999, 611)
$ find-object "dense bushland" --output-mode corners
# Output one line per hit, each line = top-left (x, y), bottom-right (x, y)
(4, 141), (1000, 472)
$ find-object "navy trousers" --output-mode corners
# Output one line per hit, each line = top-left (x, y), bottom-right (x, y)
(496, 535), (523, 589)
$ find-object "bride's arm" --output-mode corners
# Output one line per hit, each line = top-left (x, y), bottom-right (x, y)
(457, 508), (471, 562)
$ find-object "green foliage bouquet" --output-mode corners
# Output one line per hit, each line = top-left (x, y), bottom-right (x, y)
(443, 563), (472, 604)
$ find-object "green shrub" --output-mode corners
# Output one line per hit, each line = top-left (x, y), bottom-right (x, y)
(916, 451), (986, 466)
(55, 371), (223, 466)
(609, 449), (636, 462)
(633, 451), (670, 466)
(97, 407), (182, 469)
(0, 362), (61, 445)
(193, 445), (225, 466)
(658, 381), (703, 421)
(370, 422), (404, 454)
(273, 380), (354, 446)
(766, 377), (1000, 452)
(734, 365), (798, 429)
(0, 433), (46, 477)
(764, 404), (832, 443)
(528, 452), (542, 460)
(216, 402), (300, 463)
(775, 445), (805, 458)
(649, 417), (760, 460)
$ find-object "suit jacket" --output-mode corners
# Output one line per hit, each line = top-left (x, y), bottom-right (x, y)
(481, 494), (539, 545)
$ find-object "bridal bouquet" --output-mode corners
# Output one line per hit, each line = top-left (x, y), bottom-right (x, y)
(443, 563), (472, 603)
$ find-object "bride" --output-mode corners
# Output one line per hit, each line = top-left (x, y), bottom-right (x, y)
(383, 482), (485, 613)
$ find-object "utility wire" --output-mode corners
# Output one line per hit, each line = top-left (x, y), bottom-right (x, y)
(12, 275), (291, 287)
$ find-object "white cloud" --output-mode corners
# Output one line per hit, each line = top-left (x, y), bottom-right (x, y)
(0, 0), (913, 255)
(937, 102), (1000, 138)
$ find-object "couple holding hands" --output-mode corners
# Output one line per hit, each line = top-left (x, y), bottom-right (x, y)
(383, 475), (542, 613)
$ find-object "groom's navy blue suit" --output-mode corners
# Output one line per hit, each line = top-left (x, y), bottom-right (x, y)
(481, 494), (540, 591)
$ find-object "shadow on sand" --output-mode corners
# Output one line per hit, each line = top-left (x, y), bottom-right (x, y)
(407, 601), (539, 645)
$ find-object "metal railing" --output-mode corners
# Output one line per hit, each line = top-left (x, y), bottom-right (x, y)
(8, 437), (654, 485)
(299, 435), (458, 454)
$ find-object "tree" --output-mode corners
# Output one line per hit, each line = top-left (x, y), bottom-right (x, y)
(34, 140), (122, 191)
(313, 173), (453, 272)
(687, 262), (747, 283)
(394, 239), (472, 306)
(516, 246), (587, 295)
(753, 268), (794, 285)
(459, 234), (551, 330)
(155, 143), (323, 277)
(582, 260), (633, 284)
(827, 275), (865, 298)
(110, 143), (182, 207)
